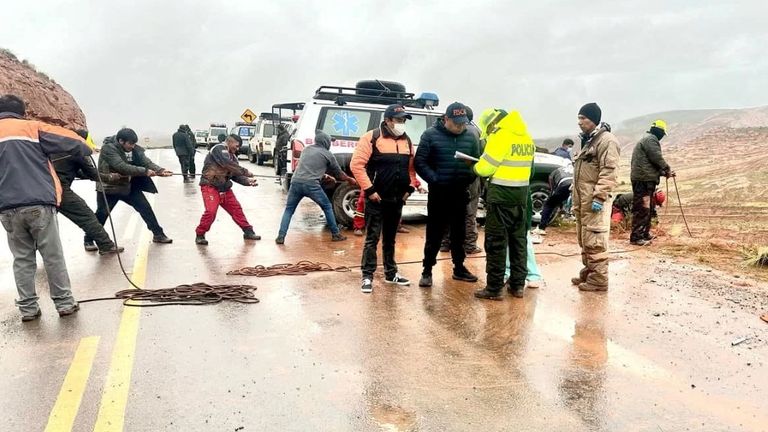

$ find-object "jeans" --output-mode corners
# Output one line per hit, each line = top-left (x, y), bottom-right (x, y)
(278, 181), (340, 237)
(424, 185), (469, 271)
(86, 187), (165, 242)
(196, 185), (252, 235)
(361, 198), (403, 280)
(0, 205), (76, 315)
(540, 181), (572, 230)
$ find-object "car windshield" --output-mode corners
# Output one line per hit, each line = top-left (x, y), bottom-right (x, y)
(239, 127), (255, 137)
(210, 128), (227, 136)
(195, 132), (206, 137)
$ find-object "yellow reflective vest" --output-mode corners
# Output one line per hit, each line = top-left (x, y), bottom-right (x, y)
(473, 110), (534, 187)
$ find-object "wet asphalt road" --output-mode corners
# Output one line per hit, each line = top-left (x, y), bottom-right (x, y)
(1, 149), (766, 432)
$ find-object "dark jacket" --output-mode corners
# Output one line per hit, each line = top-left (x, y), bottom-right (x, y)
(552, 147), (572, 161)
(548, 164), (574, 190)
(613, 192), (633, 213)
(97, 139), (163, 196)
(631, 133), (670, 182)
(172, 130), (193, 156)
(200, 144), (252, 191)
(51, 152), (100, 187)
(414, 118), (479, 188)
(276, 128), (290, 151)
(351, 124), (417, 200)
(0, 112), (91, 211)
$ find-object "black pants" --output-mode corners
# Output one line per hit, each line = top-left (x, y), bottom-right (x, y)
(177, 154), (195, 178)
(539, 181), (571, 230)
(361, 198), (403, 280)
(85, 187), (165, 243)
(424, 186), (469, 272)
(631, 180), (656, 242)
(59, 186), (115, 249)
(484, 202), (527, 291)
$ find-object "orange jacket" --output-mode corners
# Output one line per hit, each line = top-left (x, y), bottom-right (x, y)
(350, 126), (417, 199)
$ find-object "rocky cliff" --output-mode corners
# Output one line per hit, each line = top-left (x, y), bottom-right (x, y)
(0, 48), (86, 129)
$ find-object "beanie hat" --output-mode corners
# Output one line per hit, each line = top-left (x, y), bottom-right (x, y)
(578, 103), (602, 126)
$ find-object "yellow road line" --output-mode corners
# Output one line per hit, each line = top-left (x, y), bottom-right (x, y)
(43, 336), (100, 432)
(93, 228), (152, 432)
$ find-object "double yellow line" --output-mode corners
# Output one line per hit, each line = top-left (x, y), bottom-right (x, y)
(44, 229), (152, 432)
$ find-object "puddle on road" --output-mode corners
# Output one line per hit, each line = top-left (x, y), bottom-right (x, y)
(371, 403), (417, 432)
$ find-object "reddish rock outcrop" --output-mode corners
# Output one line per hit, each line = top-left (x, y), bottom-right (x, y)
(0, 48), (86, 129)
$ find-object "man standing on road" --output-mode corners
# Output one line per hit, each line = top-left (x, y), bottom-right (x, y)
(51, 133), (124, 255)
(532, 163), (574, 235)
(630, 120), (673, 245)
(414, 102), (480, 288)
(351, 104), (418, 294)
(275, 123), (290, 176)
(195, 134), (261, 245)
(172, 125), (196, 183)
(276, 131), (356, 244)
(571, 103), (620, 292)
(0, 94), (90, 321)
(471, 108), (535, 300)
(552, 138), (574, 161)
(90, 128), (174, 245)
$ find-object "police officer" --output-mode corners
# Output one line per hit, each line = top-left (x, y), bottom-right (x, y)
(471, 108), (536, 300)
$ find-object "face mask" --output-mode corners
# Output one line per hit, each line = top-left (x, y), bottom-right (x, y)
(392, 123), (407, 136)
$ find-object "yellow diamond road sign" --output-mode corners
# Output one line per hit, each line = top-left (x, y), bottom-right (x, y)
(241, 109), (256, 123)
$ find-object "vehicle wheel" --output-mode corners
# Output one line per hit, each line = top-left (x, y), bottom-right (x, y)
(249, 150), (258, 164)
(332, 182), (359, 227)
(355, 80), (407, 97)
(529, 182), (559, 225)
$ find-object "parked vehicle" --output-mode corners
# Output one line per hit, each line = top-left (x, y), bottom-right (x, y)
(194, 130), (208, 147)
(207, 123), (227, 147)
(230, 122), (257, 159)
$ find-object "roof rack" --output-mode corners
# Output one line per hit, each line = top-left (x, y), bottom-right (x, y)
(313, 85), (430, 109)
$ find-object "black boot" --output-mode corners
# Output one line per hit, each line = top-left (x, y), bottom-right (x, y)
(152, 234), (173, 244)
(507, 284), (525, 298)
(452, 265), (478, 282)
(474, 287), (503, 301)
(419, 269), (433, 287)
(243, 229), (261, 241)
(195, 235), (208, 245)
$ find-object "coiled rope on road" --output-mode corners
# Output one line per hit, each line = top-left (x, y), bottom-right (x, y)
(80, 283), (259, 307)
(227, 260), (351, 277)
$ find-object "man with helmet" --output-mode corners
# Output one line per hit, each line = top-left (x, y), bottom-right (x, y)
(630, 120), (674, 245)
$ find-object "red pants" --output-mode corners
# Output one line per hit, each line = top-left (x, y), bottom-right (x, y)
(195, 185), (252, 235)
(353, 190), (366, 230)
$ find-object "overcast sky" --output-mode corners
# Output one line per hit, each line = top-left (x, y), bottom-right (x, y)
(1, 0), (765, 138)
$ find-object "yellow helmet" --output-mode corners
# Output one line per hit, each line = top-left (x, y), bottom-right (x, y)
(651, 119), (668, 133)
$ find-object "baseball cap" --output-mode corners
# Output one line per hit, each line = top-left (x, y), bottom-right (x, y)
(445, 102), (469, 125)
(384, 104), (412, 120)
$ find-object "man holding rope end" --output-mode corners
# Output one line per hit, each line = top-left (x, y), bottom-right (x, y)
(195, 134), (260, 245)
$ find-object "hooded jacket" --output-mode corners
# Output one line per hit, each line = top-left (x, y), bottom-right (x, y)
(291, 132), (344, 185)
(573, 123), (620, 203)
(199, 143), (252, 191)
(172, 128), (194, 156)
(414, 118), (479, 188)
(97, 139), (164, 196)
(0, 112), (91, 211)
(630, 133), (670, 183)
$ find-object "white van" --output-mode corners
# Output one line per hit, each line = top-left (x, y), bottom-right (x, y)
(230, 122), (257, 159)
(246, 113), (281, 165)
(207, 123), (228, 147)
(284, 80), (441, 227)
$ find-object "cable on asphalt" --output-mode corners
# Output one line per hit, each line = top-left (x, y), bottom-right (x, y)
(79, 155), (260, 307)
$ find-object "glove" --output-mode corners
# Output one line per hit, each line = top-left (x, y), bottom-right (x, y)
(591, 200), (603, 212)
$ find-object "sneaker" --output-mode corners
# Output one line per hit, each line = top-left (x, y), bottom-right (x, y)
(630, 239), (651, 246)
(439, 245), (450, 253)
(465, 246), (483, 255)
(531, 227), (547, 236)
(152, 235), (173, 244)
(98, 245), (125, 255)
(526, 279), (542, 289)
(507, 284), (525, 298)
(331, 233), (347, 242)
(530, 233), (543, 245)
(58, 304), (80, 317)
(419, 273), (433, 288)
(275, 236), (285, 245)
(353, 229), (364, 236)
(243, 230), (261, 241)
(84, 242), (98, 252)
(452, 266), (478, 283)
(397, 225), (410, 234)
(21, 310), (42, 322)
(474, 288), (503, 301)
(195, 235), (208, 245)
(384, 274), (410, 286)
(578, 282), (608, 292)
(361, 278), (373, 294)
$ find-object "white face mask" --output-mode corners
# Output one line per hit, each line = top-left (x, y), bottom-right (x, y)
(392, 122), (407, 136)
